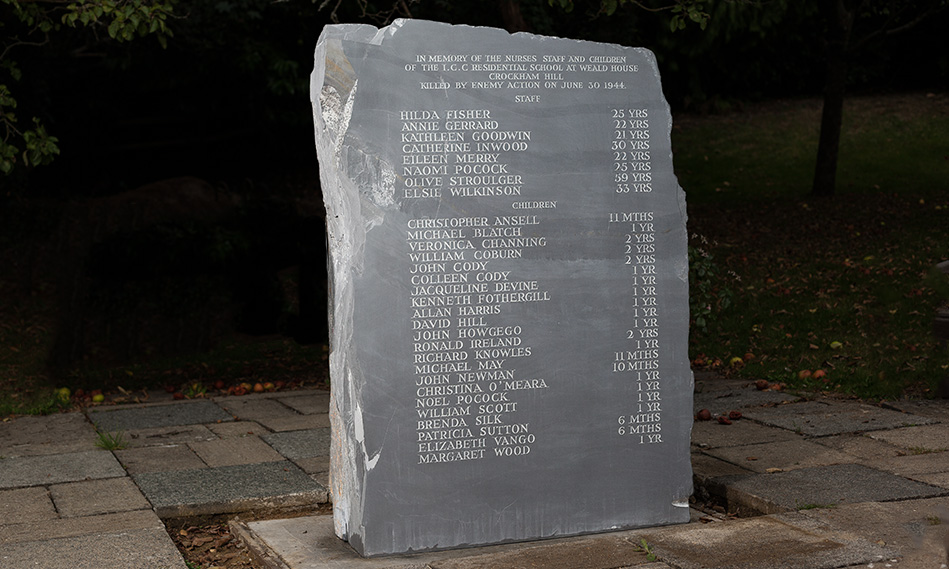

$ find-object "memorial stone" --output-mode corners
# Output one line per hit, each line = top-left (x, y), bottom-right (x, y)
(311, 19), (693, 557)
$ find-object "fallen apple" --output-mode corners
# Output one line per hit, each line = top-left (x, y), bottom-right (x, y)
(253, 383), (265, 393)
(92, 393), (105, 403)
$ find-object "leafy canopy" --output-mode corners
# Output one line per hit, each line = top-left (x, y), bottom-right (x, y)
(0, 0), (175, 177)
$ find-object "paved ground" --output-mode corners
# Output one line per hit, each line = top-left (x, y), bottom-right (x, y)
(1, 373), (948, 568)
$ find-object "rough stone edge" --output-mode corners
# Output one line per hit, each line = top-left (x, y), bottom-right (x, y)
(699, 474), (792, 516)
(230, 519), (292, 569)
(153, 489), (330, 519)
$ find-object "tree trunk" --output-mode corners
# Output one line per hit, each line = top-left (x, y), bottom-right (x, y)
(811, 0), (854, 197)
(498, 0), (530, 33)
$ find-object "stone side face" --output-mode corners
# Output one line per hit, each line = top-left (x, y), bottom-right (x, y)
(311, 19), (693, 557)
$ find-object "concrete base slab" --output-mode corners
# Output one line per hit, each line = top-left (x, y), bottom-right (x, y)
(0, 450), (125, 489)
(0, 526), (188, 569)
(719, 464), (948, 512)
(87, 400), (233, 431)
(133, 461), (328, 517)
(742, 401), (936, 437)
(233, 514), (674, 569)
(641, 513), (897, 569)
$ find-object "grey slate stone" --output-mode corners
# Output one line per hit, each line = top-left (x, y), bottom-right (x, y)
(0, 450), (125, 489)
(718, 463), (948, 512)
(132, 461), (327, 517)
(741, 400), (936, 437)
(87, 400), (232, 432)
(262, 428), (331, 460)
(313, 19), (693, 556)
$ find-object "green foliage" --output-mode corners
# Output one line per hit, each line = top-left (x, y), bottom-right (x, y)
(689, 238), (734, 333)
(0, 0), (176, 178)
(95, 429), (128, 451)
(547, 0), (710, 28)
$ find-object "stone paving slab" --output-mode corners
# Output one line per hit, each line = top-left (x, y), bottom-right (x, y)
(792, 496), (949, 569)
(641, 512), (897, 569)
(864, 451), (949, 479)
(717, 464), (948, 513)
(881, 399), (949, 422)
(49, 477), (151, 517)
(133, 461), (328, 517)
(704, 438), (853, 473)
(915, 472), (949, 488)
(278, 392), (331, 415)
(691, 419), (800, 449)
(189, 434), (285, 467)
(262, 428), (331, 461)
(867, 423), (949, 452)
(217, 397), (299, 421)
(121, 424), (217, 448)
(114, 444), (207, 474)
(0, 509), (166, 545)
(87, 400), (233, 432)
(692, 389), (798, 416)
(208, 420), (269, 438)
(0, 487), (57, 525)
(0, 526), (188, 569)
(265, 414), (333, 432)
(741, 400), (936, 437)
(0, 450), (125, 489)
(0, 413), (99, 457)
(813, 433), (906, 460)
(235, 514), (671, 569)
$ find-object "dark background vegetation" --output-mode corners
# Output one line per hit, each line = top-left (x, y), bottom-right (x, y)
(1, 0), (947, 408)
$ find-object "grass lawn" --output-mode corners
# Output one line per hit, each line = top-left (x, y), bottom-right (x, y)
(1, 92), (947, 415)
(678, 92), (949, 399)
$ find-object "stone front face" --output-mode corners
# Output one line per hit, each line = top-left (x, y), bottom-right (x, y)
(311, 19), (692, 557)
